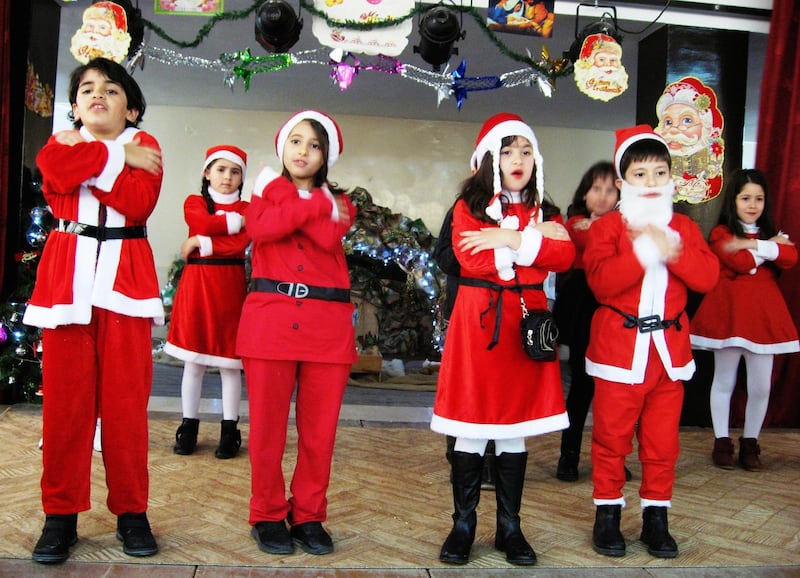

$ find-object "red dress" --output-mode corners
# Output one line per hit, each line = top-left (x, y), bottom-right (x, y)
(690, 225), (799, 354)
(431, 198), (575, 439)
(164, 194), (249, 369)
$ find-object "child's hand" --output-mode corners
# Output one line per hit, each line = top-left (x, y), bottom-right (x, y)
(54, 130), (85, 146)
(640, 224), (682, 262)
(771, 233), (793, 246)
(179, 236), (200, 261)
(123, 138), (162, 174)
(722, 237), (756, 253)
(459, 228), (520, 254)
(535, 221), (570, 240)
(571, 217), (592, 231)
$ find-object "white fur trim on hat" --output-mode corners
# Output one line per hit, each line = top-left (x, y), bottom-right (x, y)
(613, 125), (668, 179)
(203, 145), (247, 181)
(275, 110), (343, 169)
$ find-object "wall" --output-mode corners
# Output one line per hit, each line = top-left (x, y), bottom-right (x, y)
(128, 106), (614, 285)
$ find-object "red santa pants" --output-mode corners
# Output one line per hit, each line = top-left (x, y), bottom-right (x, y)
(591, 347), (684, 503)
(40, 308), (153, 515)
(243, 358), (349, 526)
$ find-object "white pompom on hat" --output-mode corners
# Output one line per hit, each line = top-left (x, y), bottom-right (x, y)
(471, 112), (544, 222)
(203, 144), (248, 180)
(275, 110), (343, 169)
(613, 124), (668, 179)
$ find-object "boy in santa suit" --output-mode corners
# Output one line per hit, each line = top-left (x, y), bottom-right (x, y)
(25, 57), (163, 564)
(582, 125), (718, 559)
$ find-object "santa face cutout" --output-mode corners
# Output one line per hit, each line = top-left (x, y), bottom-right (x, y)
(654, 76), (725, 204)
(573, 33), (628, 102)
(70, 1), (132, 64)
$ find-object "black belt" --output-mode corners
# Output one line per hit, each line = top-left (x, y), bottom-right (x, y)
(250, 277), (350, 303)
(459, 277), (544, 350)
(601, 304), (683, 333)
(187, 257), (245, 266)
(56, 218), (147, 241)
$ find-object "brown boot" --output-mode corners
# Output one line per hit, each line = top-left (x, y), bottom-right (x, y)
(738, 437), (762, 471)
(711, 437), (735, 469)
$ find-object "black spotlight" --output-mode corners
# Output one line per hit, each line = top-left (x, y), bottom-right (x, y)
(255, 0), (303, 53)
(413, 6), (464, 72)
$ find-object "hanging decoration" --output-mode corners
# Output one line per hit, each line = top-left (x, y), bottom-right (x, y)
(654, 76), (725, 204)
(25, 61), (54, 118)
(572, 32), (627, 102)
(70, 0), (145, 64)
(155, 1), (224, 15)
(311, 0), (414, 57)
(133, 42), (565, 107)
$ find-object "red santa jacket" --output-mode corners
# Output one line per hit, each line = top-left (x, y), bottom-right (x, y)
(24, 127), (164, 329)
(583, 211), (718, 384)
(235, 168), (357, 364)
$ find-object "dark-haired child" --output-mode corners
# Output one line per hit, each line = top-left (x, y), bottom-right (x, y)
(25, 57), (163, 564)
(583, 125), (718, 559)
(690, 168), (798, 471)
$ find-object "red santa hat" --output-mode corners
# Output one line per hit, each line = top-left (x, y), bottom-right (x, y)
(614, 124), (668, 179)
(86, 1), (128, 32)
(275, 110), (343, 169)
(579, 33), (621, 61)
(655, 76), (723, 131)
(203, 145), (248, 180)
(470, 113), (544, 222)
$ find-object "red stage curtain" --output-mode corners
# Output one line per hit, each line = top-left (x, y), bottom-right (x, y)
(750, 0), (800, 427)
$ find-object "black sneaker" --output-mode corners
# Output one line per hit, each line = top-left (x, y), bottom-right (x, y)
(32, 514), (78, 564)
(251, 521), (294, 554)
(116, 512), (158, 557)
(290, 521), (333, 555)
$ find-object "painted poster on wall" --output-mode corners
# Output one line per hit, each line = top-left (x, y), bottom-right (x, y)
(312, 0), (414, 56)
(486, 0), (555, 38)
(655, 76), (725, 204)
(155, 1), (223, 15)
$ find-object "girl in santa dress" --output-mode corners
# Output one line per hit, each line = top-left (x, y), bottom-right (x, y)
(431, 113), (575, 566)
(690, 169), (798, 471)
(164, 145), (249, 459)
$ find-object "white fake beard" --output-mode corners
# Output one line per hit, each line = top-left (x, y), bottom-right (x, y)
(618, 180), (675, 229)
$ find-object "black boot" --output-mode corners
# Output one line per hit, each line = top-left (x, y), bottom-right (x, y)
(173, 417), (199, 455)
(556, 450), (579, 482)
(592, 505), (625, 556)
(32, 514), (78, 564)
(482, 440), (496, 491)
(493, 452), (537, 565)
(439, 451), (484, 564)
(116, 512), (158, 557)
(215, 419), (242, 459)
(640, 506), (678, 558)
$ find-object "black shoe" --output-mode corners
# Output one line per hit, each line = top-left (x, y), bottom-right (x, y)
(173, 418), (199, 455)
(215, 419), (242, 459)
(32, 514), (78, 564)
(592, 505), (626, 557)
(116, 513), (158, 557)
(251, 521), (294, 554)
(556, 452), (579, 482)
(641, 506), (678, 558)
(291, 521), (333, 555)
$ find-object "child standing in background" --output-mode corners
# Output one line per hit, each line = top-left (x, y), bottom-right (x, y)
(431, 113), (575, 566)
(690, 169), (798, 471)
(237, 111), (356, 557)
(164, 145), (249, 459)
(583, 125), (718, 559)
(553, 161), (620, 482)
(25, 57), (164, 564)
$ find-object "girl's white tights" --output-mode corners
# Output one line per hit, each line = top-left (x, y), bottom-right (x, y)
(710, 347), (774, 439)
(454, 437), (526, 455)
(180, 362), (242, 421)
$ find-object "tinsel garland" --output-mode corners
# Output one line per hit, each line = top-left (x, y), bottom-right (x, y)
(139, 0), (572, 85)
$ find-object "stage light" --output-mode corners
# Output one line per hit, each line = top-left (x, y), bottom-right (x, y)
(255, 0), (303, 53)
(413, 6), (464, 72)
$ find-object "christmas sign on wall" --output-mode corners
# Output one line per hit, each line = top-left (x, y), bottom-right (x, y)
(311, 0), (414, 56)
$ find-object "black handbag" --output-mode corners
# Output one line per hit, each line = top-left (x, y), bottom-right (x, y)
(520, 296), (559, 361)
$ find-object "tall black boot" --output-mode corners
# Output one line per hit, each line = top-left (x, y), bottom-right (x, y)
(173, 417), (199, 455)
(215, 419), (242, 459)
(640, 506), (678, 558)
(482, 440), (496, 491)
(493, 452), (536, 565)
(592, 505), (625, 556)
(439, 451), (484, 565)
